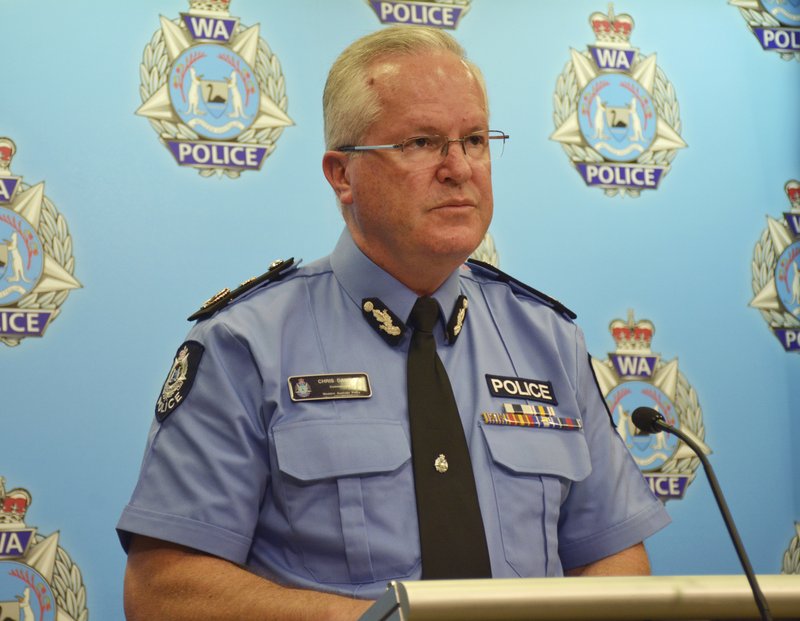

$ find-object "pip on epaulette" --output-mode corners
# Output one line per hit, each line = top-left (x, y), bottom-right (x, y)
(187, 258), (296, 322)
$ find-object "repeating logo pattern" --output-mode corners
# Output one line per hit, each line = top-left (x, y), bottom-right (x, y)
(551, 4), (687, 197)
(137, 0), (293, 178)
(0, 138), (81, 347)
(750, 180), (800, 351)
(591, 311), (709, 501)
(366, 0), (470, 29)
(0, 477), (88, 621)
(730, 0), (800, 61)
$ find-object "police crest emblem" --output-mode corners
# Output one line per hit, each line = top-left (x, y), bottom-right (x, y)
(551, 4), (687, 197)
(730, 0), (800, 61)
(137, 0), (293, 178)
(0, 476), (88, 621)
(366, 0), (470, 29)
(0, 138), (81, 347)
(750, 180), (800, 352)
(591, 311), (709, 501)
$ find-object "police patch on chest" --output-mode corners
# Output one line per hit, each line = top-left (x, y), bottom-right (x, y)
(485, 374), (558, 404)
(156, 341), (204, 421)
(288, 373), (372, 401)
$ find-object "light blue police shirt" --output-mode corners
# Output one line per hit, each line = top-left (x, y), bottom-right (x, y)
(118, 228), (670, 599)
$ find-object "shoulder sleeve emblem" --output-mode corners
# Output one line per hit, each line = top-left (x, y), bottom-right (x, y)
(156, 341), (204, 421)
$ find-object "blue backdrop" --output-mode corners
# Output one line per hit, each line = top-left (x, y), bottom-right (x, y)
(2, 1), (799, 619)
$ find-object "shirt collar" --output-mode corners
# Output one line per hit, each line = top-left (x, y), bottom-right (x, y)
(330, 228), (464, 328)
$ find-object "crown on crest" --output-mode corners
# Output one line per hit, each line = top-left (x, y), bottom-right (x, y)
(189, 0), (231, 14)
(0, 137), (16, 174)
(786, 180), (800, 211)
(590, 3), (634, 45)
(0, 477), (31, 526)
(610, 309), (654, 352)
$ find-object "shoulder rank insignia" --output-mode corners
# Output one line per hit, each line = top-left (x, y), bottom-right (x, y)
(362, 298), (406, 346)
(466, 258), (577, 320)
(188, 258), (295, 321)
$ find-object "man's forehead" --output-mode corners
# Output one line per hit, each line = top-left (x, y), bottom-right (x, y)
(367, 51), (475, 87)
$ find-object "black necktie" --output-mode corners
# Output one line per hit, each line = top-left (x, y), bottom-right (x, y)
(406, 296), (491, 579)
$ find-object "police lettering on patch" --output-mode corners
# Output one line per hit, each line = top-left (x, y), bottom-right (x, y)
(288, 373), (372, 401)
(156, 341), (205, 421)
(485, 374), (557, 404)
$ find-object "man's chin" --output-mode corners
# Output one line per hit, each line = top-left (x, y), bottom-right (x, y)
(424, 232), (486, 264)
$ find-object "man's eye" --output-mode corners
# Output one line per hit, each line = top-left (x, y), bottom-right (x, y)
(466, 134), (486, 148)
(406, 136), (436, 150)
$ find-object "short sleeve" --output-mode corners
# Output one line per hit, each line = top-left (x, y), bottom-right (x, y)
(116, 320), (269, 563)
(557, 327), (670, 569)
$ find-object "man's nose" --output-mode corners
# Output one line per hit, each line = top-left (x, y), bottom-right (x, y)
(437, 140), (473, 183)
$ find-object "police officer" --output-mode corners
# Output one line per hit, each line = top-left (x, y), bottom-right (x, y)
(119, 26), (669, 621)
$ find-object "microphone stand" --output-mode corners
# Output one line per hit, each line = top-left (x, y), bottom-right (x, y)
(655, 421), (774, 621)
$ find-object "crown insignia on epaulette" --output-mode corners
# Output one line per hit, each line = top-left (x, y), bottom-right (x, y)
(610, 309), (654, 353)
(590, 3), (634, 46)
(0, 477), (31, 525)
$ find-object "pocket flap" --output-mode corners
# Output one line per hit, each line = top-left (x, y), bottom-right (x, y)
(274, 419), (411, 481)
(481, 424), (591, 481)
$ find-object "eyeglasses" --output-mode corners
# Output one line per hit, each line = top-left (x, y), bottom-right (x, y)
(335, 130), (509, 166)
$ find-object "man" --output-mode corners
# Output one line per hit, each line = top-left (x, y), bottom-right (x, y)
(119, 26), (670, 621)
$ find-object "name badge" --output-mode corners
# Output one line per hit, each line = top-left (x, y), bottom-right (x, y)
(485, 374), (558, 404)
(288, 373), (372, 401)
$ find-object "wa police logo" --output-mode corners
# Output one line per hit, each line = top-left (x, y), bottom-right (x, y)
(730, 0), (800, 61)
(367, 0), (470, 29)
(0, 477), (88, 621)
(750, 180), (800, 351)
(137, 0), (293, 178)
(0, 138), (81, 347)
(591, 311), (709, 501)
(551, 4), (687, 197)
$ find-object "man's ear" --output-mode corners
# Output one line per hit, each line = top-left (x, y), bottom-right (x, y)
(322, 151), (354, 206)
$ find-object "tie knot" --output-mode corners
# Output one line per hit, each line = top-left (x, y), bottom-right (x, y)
(408, 296), (440, 333)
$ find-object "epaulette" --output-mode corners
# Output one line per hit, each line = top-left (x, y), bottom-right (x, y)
(187, 258), (296, 322)
(466, 258), (577, 320)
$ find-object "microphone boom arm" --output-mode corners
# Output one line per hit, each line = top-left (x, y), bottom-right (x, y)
(642, 412), (774, 621)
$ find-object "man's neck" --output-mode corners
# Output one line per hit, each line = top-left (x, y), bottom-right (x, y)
(352, 242), (465, 297)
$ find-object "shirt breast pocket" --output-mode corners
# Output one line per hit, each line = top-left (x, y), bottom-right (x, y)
(273, 419), (417, 584)
(480, 424), (592, 577)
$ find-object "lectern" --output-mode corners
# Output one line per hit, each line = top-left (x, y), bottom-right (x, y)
(358, 575), (800, 621)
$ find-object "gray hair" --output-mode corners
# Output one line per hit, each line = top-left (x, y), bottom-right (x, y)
(322, 26), (487, 150)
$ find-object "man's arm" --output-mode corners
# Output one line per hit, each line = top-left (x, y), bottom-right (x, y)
(124, 535), (373, 621)
(564, 542), (651, 577)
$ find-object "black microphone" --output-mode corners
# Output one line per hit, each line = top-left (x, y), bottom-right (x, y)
(631, 407), (773, 621)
